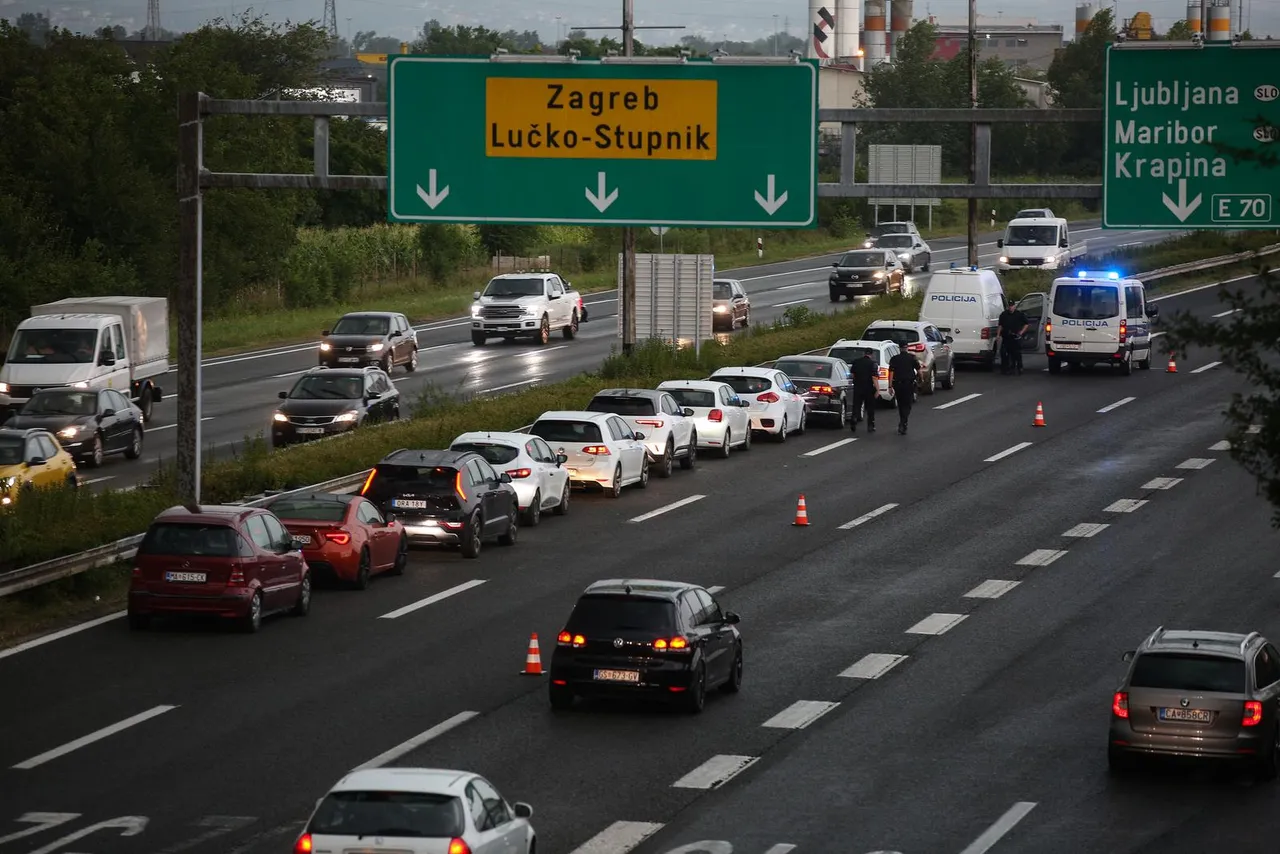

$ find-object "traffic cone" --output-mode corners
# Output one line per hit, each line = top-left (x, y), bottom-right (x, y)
(520, 633), (544, 675)
(792, 494), (810, 526)
(1166, 354), (1178, 373)
(1032, 402), (1047, 427)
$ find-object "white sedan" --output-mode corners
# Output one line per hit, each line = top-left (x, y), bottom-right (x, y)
(296, 767), (535, 854)
(656, 379), (752, 458)
(528, 410), (649, 498)
(707, 367), (808, 442)
(450, 431), (570, 526)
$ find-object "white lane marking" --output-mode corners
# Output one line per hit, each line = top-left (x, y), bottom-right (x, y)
(959, 801), (1038, 854)
(478, 379), (540, 394)
(1142, 477), (1183, 490)
(763, 847), (797, 854)
(0, 611), (125, 661)
(772, 298), (814, 307)
(522, 345), (567, 356)
(1063, 523), (1109, 538)
(1209, 440), (1231, 451)
(934, 393), (982, 410)
(838, 502), (899, 530)
(1192, 360), (1223, 373)
(671, 754), (759, 789)
(584, 297), (617, 306)
(351, 710), (480, 770)
(378, 579), (488, 619)
(148, 417), (215, 432)
(1274, 569), (1280, 579)
(839, 652), (908, 679)
(905, 613), (968, 636)
(1177, 457), (1215, 470)
(12, 705), (178, 769)
(567, 821), (666, 854)
(802, 437), (856, 457)
(0, 814), (81, 846)
(984, 442), (1032, 463)
(271, 369), (311, 378)
(1017, 549), (1068, 566)
(629, 494), (706, 523)
(776, 281), (817, 290)
(761, 700), (840, 730)
(1097, 396), (1136, 413)
(964, 579), (1020, 599)
(1105, 499), (1148, 513)
(79, 476), (115, 486)
(706, 585), (725, 595)
(1247, 425), (1261, 434)
(1212, 308), (1241, 318)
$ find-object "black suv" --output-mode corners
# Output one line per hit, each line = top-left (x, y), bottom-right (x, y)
(360, 449), (519, 558)
(272, 366), (399, 448)
(549, 579), (742, 713)
(319, 311), (419, 373)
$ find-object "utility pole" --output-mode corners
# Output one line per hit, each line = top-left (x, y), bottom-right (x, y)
(621, 0), (637, 356)
(966, 0), (979, 267)
(176, 93), (204, 506)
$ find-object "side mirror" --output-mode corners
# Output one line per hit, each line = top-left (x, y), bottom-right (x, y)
(99, 351), (116, 367)
(26, 456), (47, 467)
(1059, 240), (1069, 248)
(996, 239), (1004, 248)
(498, 471), (513, 483)
(1121, 650), (1135, 662)
(384, 512), (397, 524)
(366, 391), (381, 400)
(944, 336), (954, 344)
(831, 262), (838, 267)
(389, 330), (400, 338)
(556, 452), (568, 465)
(1146, 306), (1159, 318)
(681, 407), (695, 417)
(723, 611), (741, 624)
(100, 408), (116, 419)
(739, 400), (750, 407)
(472, 291), (481, 300)
(278, 391), (288, 399)
(512, 802), (534, 819)
(633, 431), (646, 440)
(321, 329), (330, 336)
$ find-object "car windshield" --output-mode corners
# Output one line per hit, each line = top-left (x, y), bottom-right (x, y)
(1130, 653), (1245, 693)
(715, 375), (772, 394)
(451, 442), (520, 465)
(861, 327), (918, 347)
(587, 396), (656, 417)
(331, 315), (389, 335)
(6, 328), (100, 365)
(139, 523), (241, 557)
(530, 420), (604, 444)
(872, 223), (911, 237)
(22, 391), (98, 416)
(829, 346), (879, 364)
(267, 498), (348, 522)
(838, 251), (884, 267)
(664, 388), (716, 408)
(1053, 285), (1119, 320)
(290, 375), (363, 400)
(1005, 225), (1059, 246)
(308, 791), (465, 839)
(567, 595), (676, 633)
(713, 281), (732, 299)
(774, 359), (833, 379)
(368, 465), (458, 498)
(483, 277), (545, 297)
(0, 438), (23, 466)
(878, 235), (913, 249)
(1017, 209), (1050, 218)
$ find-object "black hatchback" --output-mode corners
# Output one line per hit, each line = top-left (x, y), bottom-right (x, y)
(360, 448), (519, 558)
(272, 367), (399, 448)
(549, 579), (742, 713)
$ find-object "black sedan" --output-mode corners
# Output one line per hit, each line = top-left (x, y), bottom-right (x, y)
(318, 311), (419, 373)
(272, 366), (400, 448)
(768, 355), (853, 425)
(4, 387), (144, 467)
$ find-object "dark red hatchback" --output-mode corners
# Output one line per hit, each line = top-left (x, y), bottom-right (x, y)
(127, 504), (312, 633)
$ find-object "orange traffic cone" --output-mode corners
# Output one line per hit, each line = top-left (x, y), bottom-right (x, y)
(792, 494), (810, 526)
(1166, 354), (1178, 373)
(520, 633), (544, 675)
(1032, 402), (1047, 427)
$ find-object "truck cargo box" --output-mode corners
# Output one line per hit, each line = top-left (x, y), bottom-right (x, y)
(31, 296), (169, 380)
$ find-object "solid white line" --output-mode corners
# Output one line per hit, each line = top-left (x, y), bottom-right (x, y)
(629, 494), (706, 523)
(762, 847), (797, 854)
(1192, 361), (1223, 373)
(1212, 308), (1241, 318)
(772, 298), (814, 307)
(567, 822), (666, 854)
(479, 379), (540, 394)
(1104, 499), (1148, 513)
(378, 580), (488, 619)
(13, 705), (178, 769)
(1062, 523), (1109, 538)
(1209, 440), (1231, 451)
(706, 585), (725, 595)
(522, 345), (567, 356)
(149, 417), (214, 432)
(776, 281), (816, 290)
(1177, 457), (1215, 470)
(1016, 549), (1068, 566)
(984, 442), (1032, 463)
(0, 611), (125, 661)
(934, 393), (982, 410)
(964, 580), (1020, 599)
(271, 369), (311, 378)
(351, 711), (480, 771)
(802, 437), (856, 457)
(1142, 477), (1183, 490)
(761, 700), (840, 730)
(1097, 396), (1136, 413)
(672, 754), (758, 789)
(959, 802), (1038, 854)
(839, 652), (908, 679)
(79, 476), (115, 486)
(838, 502), (899, 530)
(905, 613), (968, 636)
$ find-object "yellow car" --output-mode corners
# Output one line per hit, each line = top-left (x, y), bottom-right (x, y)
(0, 427), (80, 507)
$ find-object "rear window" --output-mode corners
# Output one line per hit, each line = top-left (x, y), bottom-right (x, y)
(530, 420), (603, 444)
(713, 282), (732, 299)
(861, 327), (919, 347)
(774, 359), (832, 379)
(878, 234), (913, 249)
(1052, 284), (1119, 320)
(451, 442), (519, 466)
(829, 346), (879, 364)
(368, 464), (458, 497)
(587, 396), (655, 417)
(308, 791), (465, 839)
(267, 499), (347, 522)
(665, 388), (716, 408)
(715, 375), (772, 394)
(1130, 653), (1245, 693)
(139, 523), (242, 557)
(567, 595), (676, 633)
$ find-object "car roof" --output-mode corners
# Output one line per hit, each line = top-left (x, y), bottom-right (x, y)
(865, 320), (927, 330)
(581, 578), (698, 601)
(831, 339), (894, 349)
(592, 388), (664, 399)
(776, 354), (842, 364)
(534, 410), (613, 423)
(710, 366), (775, 378)
(330, 768), (475, 795)
(153, 504), (264, 525)
(301, 366), (374, 378)
(451, 431), (535, 448)
(267, 491), (355, 507)
(657, 380), (730, 391)
(490, 272), (554, 280)
(336, 311), (397, 319)
(1142, 628), (1261, 659)
(380, 449), (474, 467)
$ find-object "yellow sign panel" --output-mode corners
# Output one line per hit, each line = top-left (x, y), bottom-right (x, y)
(485, 77), (717, 160)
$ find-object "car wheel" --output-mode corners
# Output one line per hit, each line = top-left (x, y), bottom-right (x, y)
(563, 311), (578, 340)
(66, 473), (79, 489)
(553, 480), (570, 515)
(741, 425), (752, 451)
(240, 591), (263, 633)
(1256, 725), (1280, 781)
(291, 573), (312, 616)
(608, 465), (623, 499)
(941, 362), (955, 390)
(139, 391), (154, 423)
(460, 512), (483, 558)
(657, 441), (674, 478)
(389, 535), (408, 576)
(88, 434), (104, 468)
(680, 434), (697, 470)
(471, 332), (486, 347)
(406, 347), (418, 372)
(775, 416), (788, 443)
(922, 253), (931, 272)
(922, 367), (937, 395)
(124, 427), (143, 460)
(127, 612), (150, 631)
(523, 491), (542, 526)
(1138, 354), (1152, 370)
(354, 548), (371, 590)
(742, 309), (750, 326)
(1119, 353), (1133, 376)
(381, 355), (393, 374)
(683, 664), (707, 713)
(719, 429), (732, 459)
(549, 684), (574, 710)
(829, 288), (840, 302)
(537, 315), (551, 346)
(637, 458), (650, 489)
(498, 506), (519, 546)
(796, 408), (807, 435)
(720, 644), (743, 694)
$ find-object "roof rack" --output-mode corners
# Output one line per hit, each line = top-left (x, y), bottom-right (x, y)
(1147, 625), (1166, 646)
(1241, 631), (1261, 654)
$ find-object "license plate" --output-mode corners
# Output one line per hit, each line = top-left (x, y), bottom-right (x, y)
(393, 499), (428, 509)
(297, 427), (325, 435)
(1159, 707), (1213, 722)
(493, 325), (513, 331)
(291, 534), (312, 545)
(337, 357), (359, 363)
(1054, 342), (1081, 350)
(593, 669), (640, 683)
(165, 571), (206, 583)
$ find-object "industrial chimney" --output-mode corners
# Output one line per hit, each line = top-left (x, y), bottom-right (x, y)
(888, 0), (911, 59)
(1075, 4), (1095, 36)
(864, 0), (887, 65)
(1206, 0), (1230, 40)
(1185, 0), (1204, 36)
(809, 0), (835, 59)
(835, 0), (862, 62)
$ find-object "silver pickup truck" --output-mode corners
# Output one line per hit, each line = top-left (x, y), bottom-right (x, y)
(470, 272), (585, 346)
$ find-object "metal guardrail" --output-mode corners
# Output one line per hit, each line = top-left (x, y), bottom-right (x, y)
(3, 245), (1275, 598)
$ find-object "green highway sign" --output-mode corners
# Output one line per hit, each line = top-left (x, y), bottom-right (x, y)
(1104, 42), (1280, 229)
(386, 56), (818, 228)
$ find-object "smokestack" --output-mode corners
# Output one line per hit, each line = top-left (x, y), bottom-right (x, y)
(1075, 3), (1095, 36)
(809, 0), (835, 59)
(888, 0), (911, 60)
(1207, 0), (1230, 39)
(864, 0), (887, 65)
(835, 0), (862, 63)
(1186, 0), (1203, 35)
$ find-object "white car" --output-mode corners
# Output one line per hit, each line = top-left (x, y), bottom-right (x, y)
(657, 379), (753, 458)
(707, 367), (807, 442)
(585, 388), (697, 478)
(449, 431), (570, 526)
(296, 767), (535, 854)
(527, 411), (649, 498)
(825, 339), (903, 404)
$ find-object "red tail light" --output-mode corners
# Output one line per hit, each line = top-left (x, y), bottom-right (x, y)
(1243, 700), (1263, 727)
(811, 385), (836, 396)
(582, 445), (611, 455)
(1118, 321), (1128, 343)
(448, 839), (471, 854)
(359, 467), (376, 495)
(557, 631), (585, 647)
(907, 342), (927, 353)
(131, 565), (141, 578)
(635, 419), (664, 428)
(324, 531), (351, 545)
(228, 564), (246, 587)
(1112, 691), (1129, 719)
(980, 327), (991, 340)
(756, 392), (779, 404)
(455, 471), (467, 503)
(507, 468), (532, 479)
(653, 636), (690, 651)
(294, 833), (313, 854)
(1045, 321), (1052, 340)
(707, 408), (723, 422)
(877, 367), (889, 380)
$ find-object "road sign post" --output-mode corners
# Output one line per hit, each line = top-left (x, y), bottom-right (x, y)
(1103, 41), (1280, 229)
(387, 55), (819, 228)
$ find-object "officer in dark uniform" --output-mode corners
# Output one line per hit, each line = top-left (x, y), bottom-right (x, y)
(849, 350), (879, 433)
(997, 300), (1030, 375)
(888, 347), (920, 434)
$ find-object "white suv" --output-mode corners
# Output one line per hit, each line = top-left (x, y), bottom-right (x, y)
(585, 388), (697, 478)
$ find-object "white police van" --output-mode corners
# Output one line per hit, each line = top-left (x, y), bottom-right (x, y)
(1041, 271), (1159, 376)
(917, 267), (1007, 369)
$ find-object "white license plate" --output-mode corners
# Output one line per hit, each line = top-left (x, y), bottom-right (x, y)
(165, 571), (206, 583)
(394, 499), (428, 509)
(1159, 707), (1212, 722)
(1054, 342), (1081, 350)
(291, 534), (312, 545)
(297, 427), (325, 434)
(593, 669), (640, 683)
(337, 357), (359, 363)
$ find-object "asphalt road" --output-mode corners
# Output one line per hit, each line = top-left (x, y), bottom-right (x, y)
(79, 220), (1182, 493)
(0, 275), (1274, 854)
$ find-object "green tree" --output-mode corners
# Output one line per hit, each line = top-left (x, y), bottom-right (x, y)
(1046, 8), (1113, 173)
(414, 21), (514, 55)
(14, 13), (50, 43)
(1162, 20), (1193, 40)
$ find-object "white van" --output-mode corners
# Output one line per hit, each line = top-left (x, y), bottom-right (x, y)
(918, 267), (1006, 369)
(996, 217), (1086, 271)
(1042, 272), (1159, 376)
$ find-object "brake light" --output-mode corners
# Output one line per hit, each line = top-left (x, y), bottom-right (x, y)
(507, 468), (532, 479)
(294, 833), (312, 854)
(1112, 691), (1129, 719)
(359, 467), (376, 495)
(582, 445), (611, 455)
(228, 564), (246, 587)
(708, 408), (723, 422)
(1243, 700), (1263, 727)
(980, 327), (991, 339)
(907, 342), (927, 353)
(324, 531), (351, 545)
(1045, 321), (1052, 340)
(756, 392), (779, 404)
(557, 631), (585, 647)
(635, 419), (664, 428)
(1118, 320), (1128, 343)
(455, 471), (466, 502)
(448, 839), (471, 854)
(811, 385), (835, 396)
(653, 636), (690, 651)
(878, 367), (889, 380)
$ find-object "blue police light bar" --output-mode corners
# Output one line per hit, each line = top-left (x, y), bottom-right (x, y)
(1075, 270), (1122, 280)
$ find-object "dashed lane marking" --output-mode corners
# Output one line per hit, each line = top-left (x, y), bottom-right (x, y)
(521, 345), (567, 356)
(1104, 499), (1148, 513)
(1211, 308), (1242, 318)
(802, 438), (856, 457)
(964, 579), (1020, 599)
(1209, 440), (1231, 451)
(1177, 457), (1215, 470)
(378, 580), (487, 620)
(1016, 549), (1068, 566)
(1142, 477), (1183, 490)
(839, 652), (908, 679)
(148, 417), (214, 432)
(934, 392), (982, 410)
(629, 494), (706, 523)
(567, 821), (666, 854)
(706, 586), (725, 595)
(478, 379), (540, 394)
(1063, 523), (1109, 538)
(152, 816), (259, 854)
(352, 711), (480, 771)
(1192, 361), (1223, 373)
(12, 705), (178, 770)
(837, 503), (898, 530)
(905, 613), (968, 636)
(984, 442), (1033, 463)
(79, 476), (114, 486)
(959, 802), (1039, 854)
(672, 754), (759, 789)
(1097, 397), (1136, 413)
(772, 298), (814, 308)
(761, 700), (840, 730)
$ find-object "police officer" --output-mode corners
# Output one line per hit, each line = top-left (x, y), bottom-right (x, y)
(888, 347), (920, 434)
(997, 299), (1030, 375)
(849, 350), (879, 433)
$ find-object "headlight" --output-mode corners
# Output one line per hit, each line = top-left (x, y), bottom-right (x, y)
(0, 476), (15, 490)
(873, 271), (885, 278)
(319, 343), (331, 352)
(999, 256), (1009, 264)
(713, 305), (728, 313)
(898, 253), (910, 259)
(368, 342), (384, 352)
(863, 241), (873, 248)
(0, 382), (8, 393)
(334, 410), (359, 423)
(58, 425), (83, 439)
(273, 412), (288, 423)
(471, 306), (482, 317)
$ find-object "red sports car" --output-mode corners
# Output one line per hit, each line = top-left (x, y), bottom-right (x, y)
(264, 492), (408, 589)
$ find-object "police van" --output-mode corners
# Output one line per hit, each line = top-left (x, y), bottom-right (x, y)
(918, 267), (1007, 369)
(1042, 271), (1159, 376)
